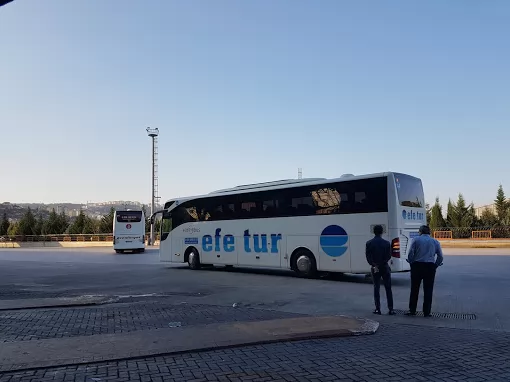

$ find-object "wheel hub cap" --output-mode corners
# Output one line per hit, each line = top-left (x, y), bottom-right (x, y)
(296, 255), (311, 273)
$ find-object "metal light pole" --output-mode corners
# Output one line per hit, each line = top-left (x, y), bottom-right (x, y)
(146, 127), (159, 246)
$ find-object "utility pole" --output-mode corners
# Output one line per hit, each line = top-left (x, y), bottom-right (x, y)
(298, 168), (303, 179)
(146, 127), (159, 246)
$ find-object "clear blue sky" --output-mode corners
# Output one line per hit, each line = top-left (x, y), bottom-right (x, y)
(1, 0), (509, 208)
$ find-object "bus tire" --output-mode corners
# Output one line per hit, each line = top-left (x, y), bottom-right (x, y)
(291, 248), (317, 278)
(187, 247), (201, 270)
(115, 250), (123, 254)
(139, 248), (145, 253)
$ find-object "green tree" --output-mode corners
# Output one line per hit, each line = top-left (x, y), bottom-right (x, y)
(18, 207), (37, 236)
(57, 211), (69, 234)
(447, 194), (476, 228)
(457, 194), (476, 227)
(480, 209), (498, 227)
(495, 185), (509, 225)
(82, 216), (99, 234)
(0, 213), (9, 236)
(429, 197), (446, 230)
(34, 214), (45, 235)
(68, 209), (87, 234)
(68, 211), (98, 235)
(142, 206), (150, 234)
(425, 203), (431, 224)
(445, 194), (478, 238)
(142, 206), (161, 239)
(7, 221), (19, 236)
(43, 209), (59, 234)
(99, 207), (115, 233)
(446, 199), (458, 227)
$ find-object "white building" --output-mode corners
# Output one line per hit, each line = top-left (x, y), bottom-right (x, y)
(474, 200), (509, 218)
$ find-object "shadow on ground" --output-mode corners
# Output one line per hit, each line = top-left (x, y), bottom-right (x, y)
(168, 264), (411, 286)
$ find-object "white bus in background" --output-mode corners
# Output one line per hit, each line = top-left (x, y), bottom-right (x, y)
(113, 210), (146, 254)
(155, 172), (426, 276)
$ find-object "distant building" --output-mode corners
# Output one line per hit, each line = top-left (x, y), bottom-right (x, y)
(474, 204), (496, 218)
(474, 200), (509, 218)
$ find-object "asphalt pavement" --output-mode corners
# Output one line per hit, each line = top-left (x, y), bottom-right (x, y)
(0, 247), (508, 331)
(0, 247), (509, 381)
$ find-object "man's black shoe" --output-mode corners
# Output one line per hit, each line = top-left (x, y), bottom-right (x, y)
(388, 310), (396, 315)
(373, 309), (382, 315)
(404, 311), (416, 316)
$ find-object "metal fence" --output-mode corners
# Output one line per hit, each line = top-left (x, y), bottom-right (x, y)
(3, 228), (509, 243)
(0, 234), (161, 243)
(433, 226), (510, 240)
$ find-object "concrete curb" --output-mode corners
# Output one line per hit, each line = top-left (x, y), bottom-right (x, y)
(0, 316), (379, 372)
(0, 296), (116, 311)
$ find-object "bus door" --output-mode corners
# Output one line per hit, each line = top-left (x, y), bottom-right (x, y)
(159, 211), (178, 262)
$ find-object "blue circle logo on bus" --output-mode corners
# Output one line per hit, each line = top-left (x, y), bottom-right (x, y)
(320, 225), (348, 257)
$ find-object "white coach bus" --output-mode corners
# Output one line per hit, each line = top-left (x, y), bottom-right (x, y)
(155, 172), (426, 276)
(113, 210), (146, 254)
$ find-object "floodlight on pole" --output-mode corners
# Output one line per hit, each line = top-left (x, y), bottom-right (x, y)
(146, 127), (160, 246)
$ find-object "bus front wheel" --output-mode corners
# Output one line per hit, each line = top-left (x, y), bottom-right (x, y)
(187, 248), (201, 270)
(292, 249), (317, 278)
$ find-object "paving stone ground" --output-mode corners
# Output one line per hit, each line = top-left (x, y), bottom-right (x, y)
(0, 303), (304, 342)
(1, 323), (509, 382)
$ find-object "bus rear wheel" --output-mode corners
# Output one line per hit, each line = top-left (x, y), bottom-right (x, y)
(187, 248), (201, 270)
(292, 249), (317, 278)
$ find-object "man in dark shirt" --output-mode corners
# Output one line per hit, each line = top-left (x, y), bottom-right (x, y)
(366, 225), (395, 315)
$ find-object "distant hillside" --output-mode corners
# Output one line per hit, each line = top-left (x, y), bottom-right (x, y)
(0, 202), (50, 221)
(1, 201), (162, 222)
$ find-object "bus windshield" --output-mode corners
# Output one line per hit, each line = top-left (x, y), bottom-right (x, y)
(116, 211), (143, 223)
(394, 174), (425, 208)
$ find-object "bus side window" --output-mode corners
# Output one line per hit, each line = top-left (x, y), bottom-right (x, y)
(222, 203), (235, 219)
(339, 192), (351, 213)
(240, 201), (257, 219)
(213, 205), (224, 220)
(355, 191), (366, 205)
(312, 187), (341, 215)
(262, 199), (277, 218)
(350, 178), (388, 213)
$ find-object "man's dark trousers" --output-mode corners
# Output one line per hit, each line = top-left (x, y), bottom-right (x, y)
(409, 262), (437, 315)
(372, 264), (393, 311)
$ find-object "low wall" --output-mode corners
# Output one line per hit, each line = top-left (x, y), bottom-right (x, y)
(0, 241), (113, 248)
(0, 241), (160, 249)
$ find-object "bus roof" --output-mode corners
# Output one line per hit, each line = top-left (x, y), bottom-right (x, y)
(163, 171), (417, 208)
